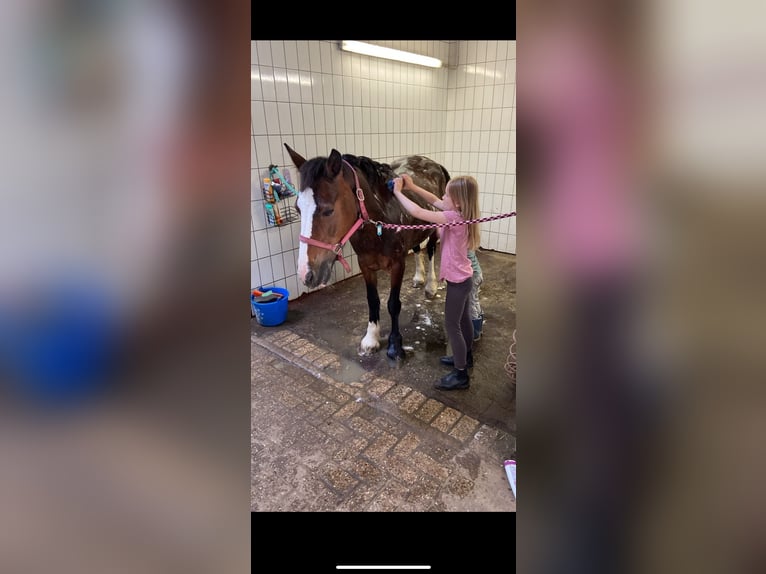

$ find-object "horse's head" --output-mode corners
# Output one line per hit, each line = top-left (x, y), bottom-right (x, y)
(285, 144), (363, 289)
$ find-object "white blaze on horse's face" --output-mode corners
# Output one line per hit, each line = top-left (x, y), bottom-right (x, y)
(296, 187), (317, 284)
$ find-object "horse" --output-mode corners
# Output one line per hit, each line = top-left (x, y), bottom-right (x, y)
(284, 144), (450, 360)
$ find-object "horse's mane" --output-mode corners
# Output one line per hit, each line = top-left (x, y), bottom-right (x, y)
(298, 153), (394, 195)
(341, 154), (396, 191)
(299, 152), (449, 199)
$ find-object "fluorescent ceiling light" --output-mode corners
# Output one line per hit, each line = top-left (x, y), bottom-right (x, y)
(340, 41), (442, 68)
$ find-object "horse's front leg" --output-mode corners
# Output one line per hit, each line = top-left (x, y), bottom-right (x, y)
(387, 260), (406, 360)
(359, 266), (381, 355)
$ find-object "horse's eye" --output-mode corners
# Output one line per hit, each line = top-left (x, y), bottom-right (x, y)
(322, 209), (334, 217)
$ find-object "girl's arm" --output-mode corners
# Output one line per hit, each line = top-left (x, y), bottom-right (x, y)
(393, 178), (448, 225)
(401, 174), (446, 210)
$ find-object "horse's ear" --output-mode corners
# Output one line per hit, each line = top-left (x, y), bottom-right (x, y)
(284, 143), (305, 168)
(327, 149), (343, 178)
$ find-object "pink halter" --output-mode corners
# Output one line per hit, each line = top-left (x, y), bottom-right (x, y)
(299, 159), (369, 273)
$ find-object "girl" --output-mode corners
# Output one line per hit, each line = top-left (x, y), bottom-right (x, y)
(392, 174), (481, 390)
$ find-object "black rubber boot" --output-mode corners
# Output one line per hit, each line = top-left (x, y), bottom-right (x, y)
(435, 368), (470, 390)
(439, 351), (473, 368)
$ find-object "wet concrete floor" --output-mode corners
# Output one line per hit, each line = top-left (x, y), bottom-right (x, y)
(256, 248), (516, 436)
(251, 248), (516, 511)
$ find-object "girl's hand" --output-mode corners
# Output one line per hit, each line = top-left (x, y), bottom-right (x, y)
(393, 177), (404, 194)
(401, 174), (413, 189)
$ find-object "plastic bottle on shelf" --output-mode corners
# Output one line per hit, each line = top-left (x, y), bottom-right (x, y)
(263, 178), (273, 202)
(283, 169), (296, 196)
(265, 203), (276, 226)
(271, 177), (282, 201)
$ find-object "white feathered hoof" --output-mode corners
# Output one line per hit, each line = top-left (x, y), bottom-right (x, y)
(359, 322), (380, 355)
(359, 338), (380, 355)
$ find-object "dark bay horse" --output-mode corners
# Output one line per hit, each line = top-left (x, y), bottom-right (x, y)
(284, 143), (450, 359)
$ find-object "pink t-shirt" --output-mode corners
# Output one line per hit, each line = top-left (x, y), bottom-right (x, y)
(527, 28), (640, 280)
(438, 211), (473, 283)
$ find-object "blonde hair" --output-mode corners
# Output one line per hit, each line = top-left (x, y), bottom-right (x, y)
(446, 176), (481, 250)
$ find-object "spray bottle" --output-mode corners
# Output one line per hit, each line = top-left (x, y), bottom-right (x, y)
(263, 178), (274, 202)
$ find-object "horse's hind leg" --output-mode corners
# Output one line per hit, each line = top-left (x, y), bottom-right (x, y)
(411, 240), (426, 288)
(386, 259), (406, 360)
(424, 233), (439, 299)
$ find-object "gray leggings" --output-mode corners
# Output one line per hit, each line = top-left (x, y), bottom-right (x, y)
(444, 277), (474, 370)
(469, 270), (483, 320)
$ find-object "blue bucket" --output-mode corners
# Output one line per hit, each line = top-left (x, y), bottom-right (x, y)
(0, 283), (117, 404)
(251, 286), (289, 326)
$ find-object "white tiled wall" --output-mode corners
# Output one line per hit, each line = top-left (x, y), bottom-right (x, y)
(446, 41), (516, 254)
(251, 40), (516, 300)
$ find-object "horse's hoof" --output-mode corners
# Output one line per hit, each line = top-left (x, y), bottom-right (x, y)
(424, 290), (437, 300)
(412, 279), (424, 288)
(359, 344), (379, 356)
(360, 335), (380, 355)
(387, 345), (405, 360)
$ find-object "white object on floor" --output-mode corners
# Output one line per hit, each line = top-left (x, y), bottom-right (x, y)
(504, 460), (516, 498)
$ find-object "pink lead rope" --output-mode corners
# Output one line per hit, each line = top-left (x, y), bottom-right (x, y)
(371, 211), (517, 232)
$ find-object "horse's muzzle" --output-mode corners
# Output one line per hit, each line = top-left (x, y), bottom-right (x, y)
(303, 259), (334, 289)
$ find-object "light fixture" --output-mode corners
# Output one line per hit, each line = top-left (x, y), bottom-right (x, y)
(340, 41), (442, 68)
